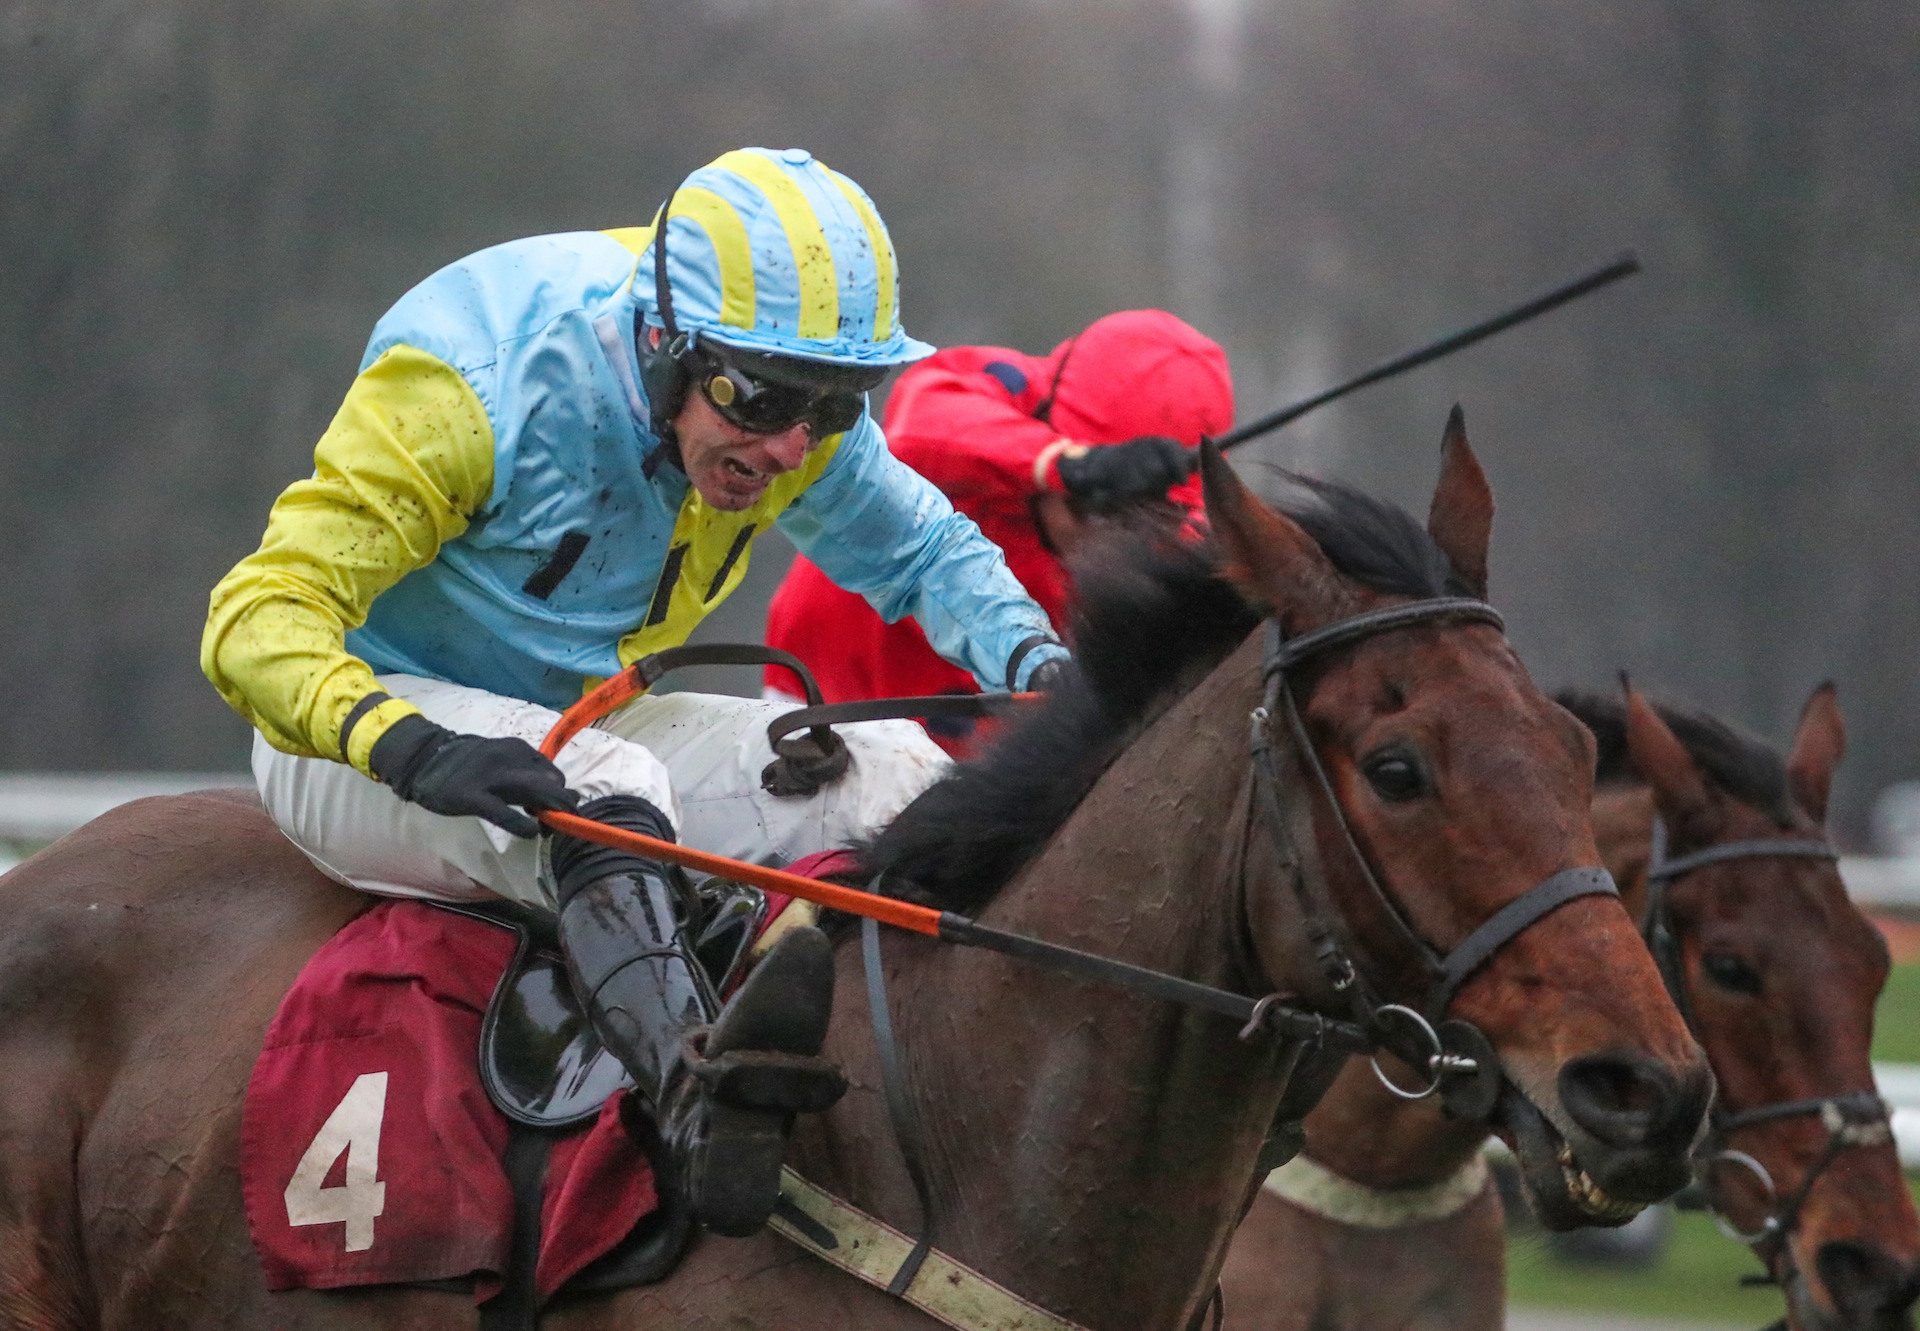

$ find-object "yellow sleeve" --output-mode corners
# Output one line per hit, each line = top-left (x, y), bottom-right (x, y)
(202, 345), (495, 774)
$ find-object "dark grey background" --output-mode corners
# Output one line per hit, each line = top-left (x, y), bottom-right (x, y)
(4, 1), (1916, 839)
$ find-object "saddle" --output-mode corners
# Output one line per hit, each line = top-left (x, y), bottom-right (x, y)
(448, 874), (771, 1130)
(421, 874), (785, 1325)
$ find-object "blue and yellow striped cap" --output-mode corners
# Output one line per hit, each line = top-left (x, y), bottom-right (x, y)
(633, 147), (934, 368)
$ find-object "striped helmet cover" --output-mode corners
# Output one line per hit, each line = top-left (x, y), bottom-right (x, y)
(634, 147), (936, 368)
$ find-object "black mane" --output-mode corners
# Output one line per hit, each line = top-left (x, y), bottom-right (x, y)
(1555, 690), (1798, 827)
(1266, 471), (1473, 600)
(854, 473), (1468, 915)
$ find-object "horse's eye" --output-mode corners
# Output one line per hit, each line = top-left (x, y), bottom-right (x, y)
(1701, 950), (1764, 996)
(1362, 751), (1428, 803)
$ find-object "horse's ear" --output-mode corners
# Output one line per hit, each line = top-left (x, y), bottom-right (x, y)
(1786, 681), (1845, 824)
(1427, 405), (1492, 599)
(1620, 679), (1714, 832)
(1199, 441), (1356, 631)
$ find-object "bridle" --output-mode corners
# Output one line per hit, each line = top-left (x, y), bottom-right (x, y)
(1644, 820), (1894, 1285)
(1248, 598), (1622, 1123)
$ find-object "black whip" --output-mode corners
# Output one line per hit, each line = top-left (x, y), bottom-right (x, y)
(1216, 252), (1641, 452)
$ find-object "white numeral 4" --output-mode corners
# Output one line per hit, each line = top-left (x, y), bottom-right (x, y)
(284, 1070), (389, 1252)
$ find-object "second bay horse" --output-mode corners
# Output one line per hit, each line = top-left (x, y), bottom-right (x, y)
(1218, 683), (1920, 1331)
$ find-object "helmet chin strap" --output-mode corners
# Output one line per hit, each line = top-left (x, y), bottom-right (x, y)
(643, 329), (684, 466)
(640, 191), (694, 451)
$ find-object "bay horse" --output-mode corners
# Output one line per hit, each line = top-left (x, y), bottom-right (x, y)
(1217, 683), (1920, 1331)
(0, 425), (1710, 1329)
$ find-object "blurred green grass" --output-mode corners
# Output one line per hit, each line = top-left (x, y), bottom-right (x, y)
(1506, 1208), (1779, 1324)
(1509, 956), (1920, 1322)
(1874, 958), (1920, 1063)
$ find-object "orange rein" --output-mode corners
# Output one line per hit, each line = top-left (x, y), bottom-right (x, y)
(535, 663), (1032, 939)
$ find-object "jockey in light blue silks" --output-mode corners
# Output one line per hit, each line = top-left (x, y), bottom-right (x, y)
(203, 147), (1068, 1237)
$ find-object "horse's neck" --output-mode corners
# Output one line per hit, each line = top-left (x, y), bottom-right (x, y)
(1298, 1059), (1492, 1192)
(799, 636), (1293, 1330)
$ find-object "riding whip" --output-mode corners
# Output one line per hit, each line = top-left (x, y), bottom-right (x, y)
(1215, 252), (1641, 452)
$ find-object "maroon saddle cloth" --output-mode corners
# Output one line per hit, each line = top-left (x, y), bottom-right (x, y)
(239, 850), (847, 1305)
(240, 898), (659, 1301)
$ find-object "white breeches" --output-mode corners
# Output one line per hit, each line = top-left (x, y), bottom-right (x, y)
(254, 673), (951, 910)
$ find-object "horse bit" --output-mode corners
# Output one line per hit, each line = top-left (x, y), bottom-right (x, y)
(1248, 597), (1623, 1122)
(1645, 821), (1894, 1283)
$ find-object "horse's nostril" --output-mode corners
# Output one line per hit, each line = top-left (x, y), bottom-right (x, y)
(1816, 1241), (1920, 1322)
(1558, 1053), (1684, 1148)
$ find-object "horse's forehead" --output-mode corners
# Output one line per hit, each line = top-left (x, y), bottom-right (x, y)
(1318, 626), (1538, 734)
(1378, 622), (1516, 685)
(1683, 842), (1876, 976)
(1687, 801), (1832, 916)
(1691, 869), (1886, 1054)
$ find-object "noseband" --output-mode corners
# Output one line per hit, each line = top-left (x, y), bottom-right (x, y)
(1646, 822), (1894, 1276)
(1249, 598), (1622, 1121)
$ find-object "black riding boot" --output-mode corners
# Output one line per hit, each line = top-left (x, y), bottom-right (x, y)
(550, 795), (843, 1236)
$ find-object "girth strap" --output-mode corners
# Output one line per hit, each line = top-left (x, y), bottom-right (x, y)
(1428, 867), (1619, 1013)
(769, 1170), (1089, 1331)
(480, 1128), (554, 1331)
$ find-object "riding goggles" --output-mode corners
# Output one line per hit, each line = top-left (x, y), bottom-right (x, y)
(692, 346), (887, 437)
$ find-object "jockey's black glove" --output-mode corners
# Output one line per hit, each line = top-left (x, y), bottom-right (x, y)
(1026, 658), (1069, 694)
(1054, 435), (1196, 510)
(369, 714), (580, 838)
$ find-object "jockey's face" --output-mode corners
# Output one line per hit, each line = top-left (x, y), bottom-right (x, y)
(674, 390), (815, 512)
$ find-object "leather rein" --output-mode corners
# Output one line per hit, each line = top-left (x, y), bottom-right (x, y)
(1644, 822), (1894, 1287)
(777, 597), (1624, 1129)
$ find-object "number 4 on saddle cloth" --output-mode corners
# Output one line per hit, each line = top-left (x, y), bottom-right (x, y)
(240, 849), (838, 1306)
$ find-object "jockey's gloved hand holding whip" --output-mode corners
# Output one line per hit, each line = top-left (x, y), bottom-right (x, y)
(1055, 435), (1194, 509)
(1025, 658), (1069, 693)
(370, 714), (580, 837)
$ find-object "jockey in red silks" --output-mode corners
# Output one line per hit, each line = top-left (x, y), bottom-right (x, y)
(764, 308), (1234, 756)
